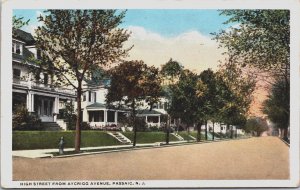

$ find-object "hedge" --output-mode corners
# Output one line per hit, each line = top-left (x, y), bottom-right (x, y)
(13, 131), (121, 150)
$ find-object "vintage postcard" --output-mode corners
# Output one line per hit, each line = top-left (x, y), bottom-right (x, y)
(1, 0), (300, 188)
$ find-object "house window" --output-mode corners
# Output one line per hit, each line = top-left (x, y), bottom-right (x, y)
(83, 93), (86, 102)
(159, 102), (163, 109)
(43, 74), (48, 85)
(13, 69), (21, 79)
(221, 127), (223, 130)
(152, 103), (157, 109)
(12, 42), (22, 55)
(16, 44), (21, 54)
(107, 111), (115, 122)
(147, 116), (159, 123)
(89, 111), (104, 122)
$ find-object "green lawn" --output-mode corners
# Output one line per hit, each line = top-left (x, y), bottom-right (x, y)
(13, 131), (121, 150)
(122, 132), (179, 143)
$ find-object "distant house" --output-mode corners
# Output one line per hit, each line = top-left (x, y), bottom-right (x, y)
(80, 80), (125, 129)
(12, 29), (75, 127)
(80, 77), (169, 129)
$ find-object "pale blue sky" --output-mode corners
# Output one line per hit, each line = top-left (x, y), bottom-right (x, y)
(13, 9), (232, 37)
(13, 9), (235, 74)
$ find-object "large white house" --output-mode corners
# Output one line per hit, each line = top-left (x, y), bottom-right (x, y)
(12, 29), (76, 126)
(80, 80), (169, 129)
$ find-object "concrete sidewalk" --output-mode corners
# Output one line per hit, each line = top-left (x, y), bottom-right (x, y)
(12, 137), (251, 158)
(12, 140), (188, 158)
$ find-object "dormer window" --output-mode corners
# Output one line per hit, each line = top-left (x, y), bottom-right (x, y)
(12, 41), (23, 55)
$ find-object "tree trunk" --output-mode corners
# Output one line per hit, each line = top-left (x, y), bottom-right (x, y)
(205, 120), (208, 140)
(166, 115), (170, 145)
(230, 125), (233, 139)
(235, 128), (238, 138)
(132, 99), (137, 147)
(187, 125), (190, 142)
(75, 83), (82, 153)
(196, 122), (201, 142)
(212, 121), (215, 141)
(227, 124), (230, 138)
(283, 128), (288, 141)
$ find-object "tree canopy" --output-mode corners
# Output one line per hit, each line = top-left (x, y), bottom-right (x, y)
(34, 10), (132, 152)
(262, 78), (289, 139)
(212, 10), (289, 81)
(106, 60), (161, 146)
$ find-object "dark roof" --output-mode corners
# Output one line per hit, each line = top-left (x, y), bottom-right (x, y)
(86, 102), (106, 109)
(137, 109), (162, 115)
(13, 29), (35, 46)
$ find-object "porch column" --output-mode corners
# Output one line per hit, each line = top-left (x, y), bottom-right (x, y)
(158, 115), (161, 127)
(104, 110), (107, 123)
(145, 116), (148, 123)
(31, 93), (34, 112)
(115, 111), (118, 124)
(53, 96), (59, 122)
(26, 91), (34, 112)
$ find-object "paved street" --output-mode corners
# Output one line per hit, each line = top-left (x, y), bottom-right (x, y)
(13, 137), (289, 180)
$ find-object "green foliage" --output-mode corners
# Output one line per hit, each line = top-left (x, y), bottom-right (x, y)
(262, 79), (289, 130)
(120, 116), (147, 132)
(168, 69), (199, 126)
(58, 101), (77, 129)
(35, 10), (132, 88)
(212, 10), (289, 130)
(34, 9), (132, 151)
(245, 117), (269, 136)
(160, 58), (183, 83)
(212, 10), (289, 77)
(12, 16), (30, 33)
(13, 131), (121, 150)
(12, 104), (41, 130)
(216, 63), (255, 126)
(107, 60), (161, 108)
(106, 60), (161, 146)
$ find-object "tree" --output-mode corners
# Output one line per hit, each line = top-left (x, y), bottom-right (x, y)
(106, 60), (161, 147)
(216, 62), (255, 138)
(161, 58), (184, 84)
(160, 59), (184, 144)
(199, 69), (218, 140)
(262, 79), (289, 140)
(212, 10), (289, 83)
(212, 10), (290, 137)
(245, 117), (269, 137)
(34, 10), (131, 152)
(12, 15), (30, 34)
(168, 69), (199, 140)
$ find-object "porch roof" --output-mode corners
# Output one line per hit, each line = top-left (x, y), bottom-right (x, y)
(137, 109), (162, 116)
(86, 102), (106, 109)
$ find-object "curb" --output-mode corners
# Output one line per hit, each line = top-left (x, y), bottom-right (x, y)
(51, 137), (251, 158)
(278, 137), (290, 147)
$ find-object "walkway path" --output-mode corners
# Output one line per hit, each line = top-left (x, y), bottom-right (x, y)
(13, 137), (289, 180)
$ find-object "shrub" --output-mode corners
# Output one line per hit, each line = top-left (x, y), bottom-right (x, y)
(148, 126), (159, 131)
(12, 104), (41, 130)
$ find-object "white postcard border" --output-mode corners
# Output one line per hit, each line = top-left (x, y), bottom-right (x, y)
(1, 0), (299, 188)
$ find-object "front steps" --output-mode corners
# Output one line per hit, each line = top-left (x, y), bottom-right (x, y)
(41, 122), (63, 131)
(107, 132), (132, 144)
(188, 135), (196, 140)
(171, 133), (184, 141)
